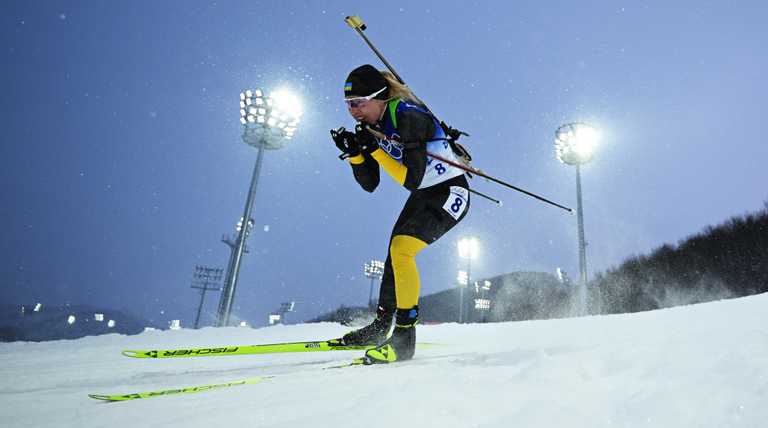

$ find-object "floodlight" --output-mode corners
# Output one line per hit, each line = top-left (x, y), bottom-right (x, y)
(457, 270), (468, 286)
(555, 122), (599, 165)
(474, 298), (491, 310)
(457, 237), (479, 259)
(364, 260), (385, 277)
(238, 87), (303, 148)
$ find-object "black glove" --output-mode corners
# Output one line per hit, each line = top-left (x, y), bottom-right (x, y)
(330, 127), (360, 160)
(355, 123), (380, 154)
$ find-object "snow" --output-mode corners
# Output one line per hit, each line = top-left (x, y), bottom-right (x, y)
(2, 294), (767, 428)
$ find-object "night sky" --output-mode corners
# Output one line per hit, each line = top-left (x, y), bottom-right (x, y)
(2, 1), (766, 327)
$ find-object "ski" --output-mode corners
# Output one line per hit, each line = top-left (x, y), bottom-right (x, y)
(89, 376), (273, 402)
(122, 340), (441, 359)
(90, 351), (446, 401)
(89, 358), (370, 402)
(121, 339), (369, 359)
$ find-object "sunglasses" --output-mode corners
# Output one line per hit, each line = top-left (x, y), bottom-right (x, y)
(345, 87), (387, 108)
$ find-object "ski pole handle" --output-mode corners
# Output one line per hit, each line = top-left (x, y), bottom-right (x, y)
(344, 15), (366, 31)
(345, 15), (407, 86)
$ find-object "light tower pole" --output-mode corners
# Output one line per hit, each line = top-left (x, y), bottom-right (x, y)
(457, 237), (479, 323)
(555, 122), (599, 314)
(456, 269), (468, 323)
(217, 88), (302, 327)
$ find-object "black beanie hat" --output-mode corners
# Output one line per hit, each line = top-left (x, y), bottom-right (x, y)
(344, 64), (389, 99)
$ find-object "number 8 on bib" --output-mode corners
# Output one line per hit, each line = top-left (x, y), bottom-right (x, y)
(443, 186), (469, 220)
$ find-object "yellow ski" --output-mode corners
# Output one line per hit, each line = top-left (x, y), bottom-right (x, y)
(121, 339), (368, 359)
(89, 376), (272, 402)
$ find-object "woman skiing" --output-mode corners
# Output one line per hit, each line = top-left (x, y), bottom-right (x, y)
(331, 64), (470, 363)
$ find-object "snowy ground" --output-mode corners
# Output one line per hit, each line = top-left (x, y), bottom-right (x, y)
(2, 294), (767, 428)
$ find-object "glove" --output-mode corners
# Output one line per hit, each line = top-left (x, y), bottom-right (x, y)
(330, 127), (360, 160)
(355, 123), (380, 154)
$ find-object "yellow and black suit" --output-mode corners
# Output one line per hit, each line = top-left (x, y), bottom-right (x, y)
(347, 99), (470, 313)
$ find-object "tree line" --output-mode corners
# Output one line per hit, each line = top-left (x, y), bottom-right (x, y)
(592, 202), (768, 314)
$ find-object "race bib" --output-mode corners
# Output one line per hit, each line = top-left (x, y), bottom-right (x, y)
(442, 186), (469, 220)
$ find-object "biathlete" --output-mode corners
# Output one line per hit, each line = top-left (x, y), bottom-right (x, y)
(331, 64), (471, 363)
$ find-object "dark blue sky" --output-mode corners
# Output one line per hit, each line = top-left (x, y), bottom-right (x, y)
(2, 1), (766, 327)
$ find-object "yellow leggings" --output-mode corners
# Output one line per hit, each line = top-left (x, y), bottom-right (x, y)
(389, 235), (428, 309)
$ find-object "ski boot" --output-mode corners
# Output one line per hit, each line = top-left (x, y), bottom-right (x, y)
(341, 306), (394, 346)
(363, 306), (418, 364)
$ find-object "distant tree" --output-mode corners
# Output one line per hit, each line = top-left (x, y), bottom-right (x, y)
(592, 203), (768, 314)
(0, 326), (20, 342)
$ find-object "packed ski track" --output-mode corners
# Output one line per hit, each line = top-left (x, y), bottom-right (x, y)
(2, 294), (767, 427)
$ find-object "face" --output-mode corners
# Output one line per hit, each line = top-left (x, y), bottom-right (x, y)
(347, 98), (386, 125)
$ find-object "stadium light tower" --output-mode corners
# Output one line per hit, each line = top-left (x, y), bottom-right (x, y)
(191, 266), (223, 329)
(555, 122), (599, 314)
(457, 237), (479, 323)
(217, 88), (302, 327)
(364, 260), (385, 310)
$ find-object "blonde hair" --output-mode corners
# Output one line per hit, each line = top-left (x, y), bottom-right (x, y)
(381, 71), (419, 104)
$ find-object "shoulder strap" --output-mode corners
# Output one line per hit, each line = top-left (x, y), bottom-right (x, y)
(387, 98), (401, 128)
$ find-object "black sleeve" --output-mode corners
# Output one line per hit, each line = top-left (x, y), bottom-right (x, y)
(351, 153), (380, 193)
(396, 109), (435, 191)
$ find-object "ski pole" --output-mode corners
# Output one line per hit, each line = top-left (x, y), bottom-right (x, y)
(427, 151), (572, 213)
(468, 188), (502, 206)
(344, 17), (405, 86)
(346, 15), (571, 213)
(344, 15), (430, 110)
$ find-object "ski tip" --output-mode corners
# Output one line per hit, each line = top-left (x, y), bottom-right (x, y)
(415, 342), (442, 349)
(122, 349), (160, 358)
(88, 394), (117, 401)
